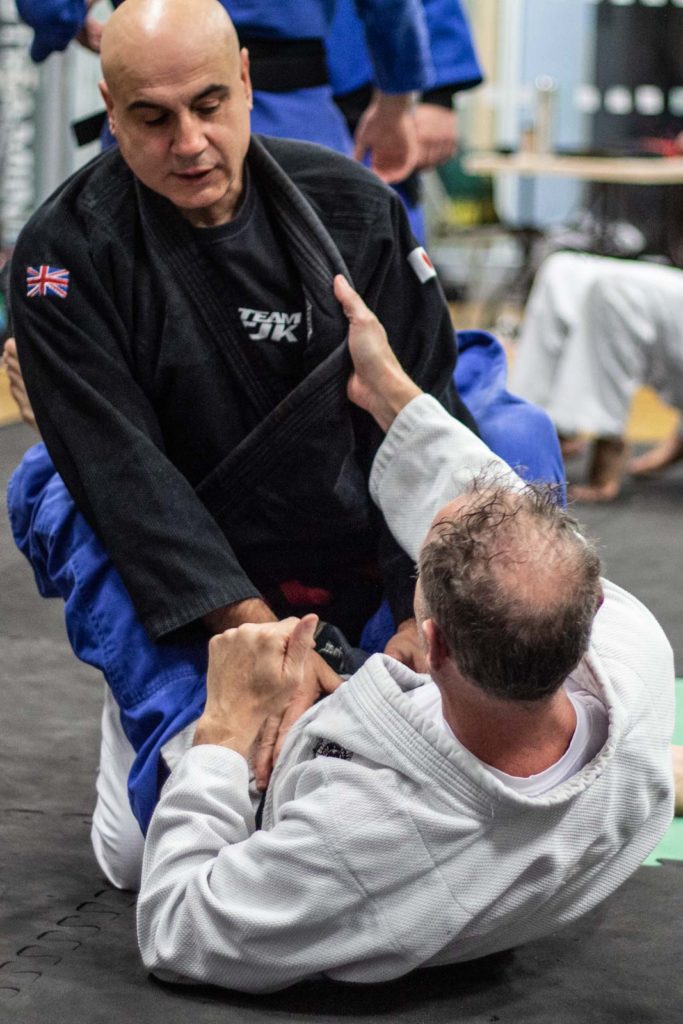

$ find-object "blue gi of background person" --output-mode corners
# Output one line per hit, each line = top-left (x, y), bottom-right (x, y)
(327, 0), (483, 242)
(16, 0), (432, 159)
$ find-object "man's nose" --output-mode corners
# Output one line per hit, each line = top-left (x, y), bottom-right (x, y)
(172, 114), (206, 158)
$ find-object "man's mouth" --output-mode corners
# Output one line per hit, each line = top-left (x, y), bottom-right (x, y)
(174, 167), (214, 181)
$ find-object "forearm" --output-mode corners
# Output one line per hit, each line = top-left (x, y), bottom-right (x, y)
(139, 749), (319, 994)
(138, 747), (258, 983)
(192, 707), (262, 761)
(203, 597), (276, 635)
(355, 0), (432, 93)
(138, 752), (382, 994)
(363, 364), (422, 432)
(192, 623), (278, 758)
(370, 394), (524, 561)
(422, 0), (484, 93)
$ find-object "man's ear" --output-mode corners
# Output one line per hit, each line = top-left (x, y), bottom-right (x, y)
(99, 80), (116, 136)
(423, 618), (449, 675)
(240, 48), (253, 111)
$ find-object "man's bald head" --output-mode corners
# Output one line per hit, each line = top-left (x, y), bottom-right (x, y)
(101, 0), (239, 95)
(98, 0), (252, 227)
(416, 476), (602, 702)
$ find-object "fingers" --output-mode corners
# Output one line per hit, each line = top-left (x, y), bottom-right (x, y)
(208, 616), (342, 789)
(384, 620), (427, 673)
(333, 275), (373, 324)
(352, 134), (365, 163)
(285, 613), (318, 661)
(272, 652), (342, 764)
(352, 129), (413, 184)
(2, 338), (38, 431)
(272, 691), (313, 767)
(315, 656), (344, 696)
(414, 109), (458, 170)
(253, 714), (281, 792)
(333, 273), (352, 315)
(2, 337), (17, 367)
(370, 151), (413, 185)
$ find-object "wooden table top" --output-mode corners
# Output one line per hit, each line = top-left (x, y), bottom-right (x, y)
(463, 151), (683, 185)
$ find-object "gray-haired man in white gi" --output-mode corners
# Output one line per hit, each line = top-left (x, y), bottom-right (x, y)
(136, 276), (675, 994)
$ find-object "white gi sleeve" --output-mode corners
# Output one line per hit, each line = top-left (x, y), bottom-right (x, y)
(369, 394), (524, 561)
(137, 746), (423, 993)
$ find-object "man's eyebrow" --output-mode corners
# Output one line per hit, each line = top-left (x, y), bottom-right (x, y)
(192, 84), (230, 103)
(126, 85), (229, 113)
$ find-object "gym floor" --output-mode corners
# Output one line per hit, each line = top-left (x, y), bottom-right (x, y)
(1, 366), (682, 1022)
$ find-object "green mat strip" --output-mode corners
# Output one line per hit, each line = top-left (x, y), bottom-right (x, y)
(643, 678), (682, 866)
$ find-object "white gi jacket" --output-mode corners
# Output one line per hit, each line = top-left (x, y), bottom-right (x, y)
(137, 396), (675, 993)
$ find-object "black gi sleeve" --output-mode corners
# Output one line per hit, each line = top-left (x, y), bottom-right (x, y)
(354, 188), (477, 627)
(11, 216), (262, 642)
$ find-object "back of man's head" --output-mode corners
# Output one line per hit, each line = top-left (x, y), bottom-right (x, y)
(418, 478), (602, 702)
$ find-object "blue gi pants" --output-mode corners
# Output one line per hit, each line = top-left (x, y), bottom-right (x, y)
(8, 332), (564, 832)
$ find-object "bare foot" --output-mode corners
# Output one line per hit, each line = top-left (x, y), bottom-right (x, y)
(628, 430), (683, 477)
(559, 434), (587, 459)
(569, 437), (628, 503)
(2, 338), (38, 431)
(674, 745), (683, 817)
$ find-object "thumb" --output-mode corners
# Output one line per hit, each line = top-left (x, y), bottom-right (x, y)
(352, 122), (366, 163)
(284, 613), (319, 676)
(333, 274), (368, 322)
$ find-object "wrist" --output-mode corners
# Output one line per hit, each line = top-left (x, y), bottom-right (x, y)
(203, 597), (276, 634)
(367, 368), (422, 432)
(192, 712), (259, 756)
(374, 89), (417, 113)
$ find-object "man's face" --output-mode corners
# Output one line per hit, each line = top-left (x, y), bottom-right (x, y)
(101, 43), (252, 227)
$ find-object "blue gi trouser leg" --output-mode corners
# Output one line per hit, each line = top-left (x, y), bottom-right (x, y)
(8, 444), (207, 833)
(8, 331), (564, 831)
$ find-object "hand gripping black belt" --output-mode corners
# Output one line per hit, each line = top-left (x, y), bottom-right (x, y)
(72, 37), (329, 146)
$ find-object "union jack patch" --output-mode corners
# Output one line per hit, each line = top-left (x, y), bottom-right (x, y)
(26, 265), (70, 299)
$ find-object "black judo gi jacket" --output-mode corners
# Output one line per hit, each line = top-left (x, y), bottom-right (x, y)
(12, 135), (475, 641)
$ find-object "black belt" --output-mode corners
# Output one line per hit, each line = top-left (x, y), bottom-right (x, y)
(241, 36), (329, 92)
(72, 37), (329, 147)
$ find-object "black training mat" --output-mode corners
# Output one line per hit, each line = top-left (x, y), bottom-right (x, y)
(566, 447), (683, 672)
(2, 421), (682, 1023)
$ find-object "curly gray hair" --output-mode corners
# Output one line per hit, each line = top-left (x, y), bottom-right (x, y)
(417, 474), (602, 702)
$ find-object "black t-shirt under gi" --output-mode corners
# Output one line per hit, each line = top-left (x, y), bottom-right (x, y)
(193, 167), (308, 400)
(192, 170), (374, 631)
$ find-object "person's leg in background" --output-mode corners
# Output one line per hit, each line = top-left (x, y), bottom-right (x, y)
(629, 421), (683, 477)
(510, 251), (607, 417)
(547, 260), (683, 500)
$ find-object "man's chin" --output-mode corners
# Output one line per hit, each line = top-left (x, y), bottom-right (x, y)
(167, 177), (239, 227)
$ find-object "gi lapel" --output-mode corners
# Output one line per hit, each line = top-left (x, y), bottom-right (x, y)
(137, 136), (371, 537)
(136, 136), (353, 421)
